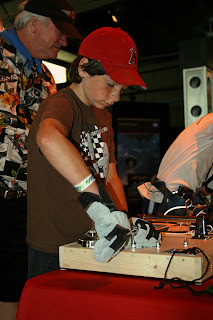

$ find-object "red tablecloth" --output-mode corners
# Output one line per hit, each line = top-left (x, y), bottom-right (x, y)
(16, 269), (212, 320)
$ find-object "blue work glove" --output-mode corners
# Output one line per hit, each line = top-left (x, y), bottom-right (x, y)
(129, 218), (162, 248)
(79, 192), (130, 263)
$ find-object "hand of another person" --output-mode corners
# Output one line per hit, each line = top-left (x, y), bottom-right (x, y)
(79, 192), (130, 262)
(129, 218), (161, 248)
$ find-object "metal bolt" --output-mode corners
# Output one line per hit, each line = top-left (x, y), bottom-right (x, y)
(184, 237), (188, 246)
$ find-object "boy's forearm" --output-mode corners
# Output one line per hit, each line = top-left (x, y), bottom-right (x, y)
(36, 119), (99, 194)
(105, 164), (128, 212)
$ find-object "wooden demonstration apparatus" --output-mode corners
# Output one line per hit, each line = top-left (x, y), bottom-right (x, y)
(59, 215), (213, 283)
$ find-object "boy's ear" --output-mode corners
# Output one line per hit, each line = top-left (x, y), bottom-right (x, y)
(78, 57), (89, 77)
(79, 57), (89, 66)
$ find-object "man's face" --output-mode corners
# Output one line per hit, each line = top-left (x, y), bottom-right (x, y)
(35, 20), (68, 59)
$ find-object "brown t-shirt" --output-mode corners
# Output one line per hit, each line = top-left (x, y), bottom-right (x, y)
(27, 87), (116, 253)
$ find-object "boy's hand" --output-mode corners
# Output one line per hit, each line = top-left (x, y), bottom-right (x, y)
(129, 218), (161, 248)
(79, 192), (130, 262)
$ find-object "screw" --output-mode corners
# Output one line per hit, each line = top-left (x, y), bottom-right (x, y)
(184, 237), (188, 246)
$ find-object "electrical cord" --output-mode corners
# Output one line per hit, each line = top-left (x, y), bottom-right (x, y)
(154, 247), (211, 295)
(163, 205), (191, 216)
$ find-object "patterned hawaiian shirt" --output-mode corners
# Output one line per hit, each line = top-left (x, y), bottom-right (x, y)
(0, 37), (57, 192)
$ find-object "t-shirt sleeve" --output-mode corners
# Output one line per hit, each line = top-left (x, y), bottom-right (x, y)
(39, 96), (74, 137)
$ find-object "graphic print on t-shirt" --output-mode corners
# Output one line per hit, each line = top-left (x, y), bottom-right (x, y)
(80, 124), (109, 180)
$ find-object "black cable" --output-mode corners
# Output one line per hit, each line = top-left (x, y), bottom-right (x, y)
(154, 247), (209, 295)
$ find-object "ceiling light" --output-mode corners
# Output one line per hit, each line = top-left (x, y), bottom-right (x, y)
(112, 15), (118, 23)
(108, 9), (118, 23)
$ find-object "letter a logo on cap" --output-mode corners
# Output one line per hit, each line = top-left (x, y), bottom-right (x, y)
(128, 47), (137, 66)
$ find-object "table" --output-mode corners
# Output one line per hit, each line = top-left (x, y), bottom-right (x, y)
(16, 269), (212, 320)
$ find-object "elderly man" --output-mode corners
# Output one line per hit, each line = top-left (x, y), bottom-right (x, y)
(0, 0), (81, 318)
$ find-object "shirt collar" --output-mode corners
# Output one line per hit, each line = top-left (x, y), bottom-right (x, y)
(1, 28), (43, 73)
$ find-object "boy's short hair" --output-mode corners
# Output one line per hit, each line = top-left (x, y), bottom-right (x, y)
(68, 56), (107, 83)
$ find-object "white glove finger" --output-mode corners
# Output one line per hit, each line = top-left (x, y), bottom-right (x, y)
(94, 225), (129, 262)
(95, 238), (126, 263)
(135, 238), (149, 248)
(94, 238), (108, 254)
(134, 228), (147, 247)
(94, 236), (116, 254)
(95, 246), (115, 263)
(142, 237), (158, 247)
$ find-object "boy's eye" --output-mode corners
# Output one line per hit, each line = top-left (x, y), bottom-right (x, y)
(107, 82), (114, 88)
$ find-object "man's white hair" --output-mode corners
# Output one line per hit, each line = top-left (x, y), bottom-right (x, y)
(14, 1), (51, 30)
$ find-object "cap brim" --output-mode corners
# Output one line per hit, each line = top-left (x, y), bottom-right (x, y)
(53, 19), (82, 39)
(101, 62), (148, 90)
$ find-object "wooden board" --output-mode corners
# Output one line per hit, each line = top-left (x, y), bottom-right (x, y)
(59, 233), (213, 283)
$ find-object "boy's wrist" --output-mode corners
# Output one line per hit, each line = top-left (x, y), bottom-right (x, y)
(74, 174), (96, 192)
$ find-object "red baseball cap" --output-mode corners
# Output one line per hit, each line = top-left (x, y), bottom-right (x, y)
(79, 27), (147, 89)
(24, 0), (82, 39)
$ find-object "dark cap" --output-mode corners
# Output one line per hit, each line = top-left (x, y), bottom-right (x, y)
(24, 0), (82, 39)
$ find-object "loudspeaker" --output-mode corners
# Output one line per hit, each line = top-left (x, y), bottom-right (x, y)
(183, 66), (213, 127)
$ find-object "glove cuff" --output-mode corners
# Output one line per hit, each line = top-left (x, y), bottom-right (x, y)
(79, 192), (102, 210)
(98, 182), (117, 212)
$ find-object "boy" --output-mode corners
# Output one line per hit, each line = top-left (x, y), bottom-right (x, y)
(27, 27), (160, 278)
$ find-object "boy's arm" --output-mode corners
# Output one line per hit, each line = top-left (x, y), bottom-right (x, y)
(36, 118), (99, 194)
(37, 118), (131, 263)
(105, 163), (128, 212)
